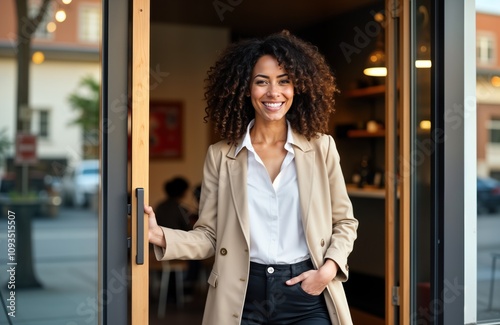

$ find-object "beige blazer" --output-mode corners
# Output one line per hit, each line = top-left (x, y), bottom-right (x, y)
(155, 131), (358, 325)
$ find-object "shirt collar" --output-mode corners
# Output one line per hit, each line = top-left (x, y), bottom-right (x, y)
(235, 119), (295, 156)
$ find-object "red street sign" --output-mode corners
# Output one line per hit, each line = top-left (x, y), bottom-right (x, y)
(15, 133), (37, 165)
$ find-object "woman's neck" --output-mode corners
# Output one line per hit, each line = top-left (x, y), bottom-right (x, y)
(250, 120), (287, 145)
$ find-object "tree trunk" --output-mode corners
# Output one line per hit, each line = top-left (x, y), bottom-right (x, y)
(12, 0), (52, 289)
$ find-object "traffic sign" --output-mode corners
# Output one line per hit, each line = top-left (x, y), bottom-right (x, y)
(15, 133), (37, 165)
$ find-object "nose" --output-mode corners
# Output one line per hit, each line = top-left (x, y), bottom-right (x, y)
(266, 84), (280, 98)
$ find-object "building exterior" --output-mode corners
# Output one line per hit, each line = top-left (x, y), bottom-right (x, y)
(476, 11), (500, 178)
(0, 0), (100, 177)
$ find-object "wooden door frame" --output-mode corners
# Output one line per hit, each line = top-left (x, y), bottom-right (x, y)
(385, 0), (411, 324)
(101, 0), (150, 324)
(130, 0), (150, 324)
(385, 0), (402, 324)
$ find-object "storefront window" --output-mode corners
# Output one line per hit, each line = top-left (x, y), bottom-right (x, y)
(476, 1), (500, 322)
(0, 1), (101, 323)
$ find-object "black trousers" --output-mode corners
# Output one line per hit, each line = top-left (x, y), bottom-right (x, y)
(241, 259), (331, 325)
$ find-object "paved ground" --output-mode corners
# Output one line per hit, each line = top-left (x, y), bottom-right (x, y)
(0, 207), (498, 324)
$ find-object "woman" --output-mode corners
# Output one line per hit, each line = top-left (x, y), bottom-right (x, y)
(147, 30), (358, 325)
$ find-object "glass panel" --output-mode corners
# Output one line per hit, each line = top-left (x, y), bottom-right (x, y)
(476, 1), (500, 322)
(411, 0), (433, 322)
(0, 1), (101, 324)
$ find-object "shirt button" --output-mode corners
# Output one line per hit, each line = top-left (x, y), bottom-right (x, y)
(267, 267), (274, 274)
(321, 239), (325, 247)
(220, 248), (227, 256)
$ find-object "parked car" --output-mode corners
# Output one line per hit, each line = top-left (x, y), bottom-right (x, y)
(0, 171), (62, 218)
(477, 177), (500, 214)
(61, 159), (99, 208)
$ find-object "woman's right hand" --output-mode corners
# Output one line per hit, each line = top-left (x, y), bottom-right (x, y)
(144, 205), (166, 248)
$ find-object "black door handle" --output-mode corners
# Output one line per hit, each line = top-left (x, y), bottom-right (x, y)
(136, 188), (144, 265)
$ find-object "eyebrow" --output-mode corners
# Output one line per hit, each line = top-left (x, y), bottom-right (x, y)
(253, 73), (289, 80)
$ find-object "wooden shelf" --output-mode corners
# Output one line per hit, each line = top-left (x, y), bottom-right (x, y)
(347, 129), (385, 138)
(343, 85), (385, 99)
(346, 184), (385, 199)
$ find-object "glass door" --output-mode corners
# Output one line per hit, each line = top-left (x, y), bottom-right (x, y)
(0, 1), (103, 324)
(387, 0), (477, 324)
(475, 1), (500, 323)
(102, 0), (147, 323)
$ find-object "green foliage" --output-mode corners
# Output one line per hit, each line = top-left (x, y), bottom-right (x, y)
(68, 75), (100, 132)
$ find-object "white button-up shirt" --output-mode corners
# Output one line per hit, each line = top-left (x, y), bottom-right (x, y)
(235, 120), (310, 265)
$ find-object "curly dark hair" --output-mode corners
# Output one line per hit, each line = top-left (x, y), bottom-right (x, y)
(204, 30), (337, 142)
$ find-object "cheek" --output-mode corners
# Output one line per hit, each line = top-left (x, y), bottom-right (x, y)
(250, 88), (265, 101)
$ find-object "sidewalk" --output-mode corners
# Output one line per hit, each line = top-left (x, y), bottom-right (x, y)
(0, 207), (98, 324)
(1, 208), (499, 324)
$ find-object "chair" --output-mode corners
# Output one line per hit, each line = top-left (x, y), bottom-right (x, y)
(157, 260), (189, 318)
(148, 249), (189, 318)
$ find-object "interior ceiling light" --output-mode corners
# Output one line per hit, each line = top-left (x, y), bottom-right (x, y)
(363, 49), (387, 77)
(416, 5), (432, 69)
(419, 120), (431, 130)
(415, 60), (432, 68)
(363, 12), (386, 77)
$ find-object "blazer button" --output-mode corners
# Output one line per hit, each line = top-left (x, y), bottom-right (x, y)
(320, 239), (325, 247)
(345, 264), (349, 271)
(220, 248), (228, 256)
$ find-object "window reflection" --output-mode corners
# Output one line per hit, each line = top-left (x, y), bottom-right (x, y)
(0, 0), (100, 323)
(476, 3), (500, 323)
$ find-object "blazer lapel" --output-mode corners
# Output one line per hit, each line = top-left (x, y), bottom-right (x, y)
(226, 145), (250, 246)
(292, 132), (315, 231)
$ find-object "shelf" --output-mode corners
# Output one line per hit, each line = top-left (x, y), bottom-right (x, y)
(344, 85), (385, 99)
(347, 130), (385, 138)
(346, 184), (385, 199)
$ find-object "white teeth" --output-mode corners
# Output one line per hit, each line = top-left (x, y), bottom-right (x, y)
(264, 102), (282, 108)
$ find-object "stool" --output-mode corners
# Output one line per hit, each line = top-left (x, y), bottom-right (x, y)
(157, 260), (189, 318)
(488, 253), (500, 311)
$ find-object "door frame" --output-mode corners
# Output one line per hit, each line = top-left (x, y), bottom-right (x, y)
(386, 1), (476, 324)
(100, 0), (151, 324)
(129, 0), (151, 324)
(100, 0), (130, 324)
(433, 0), (476, 324)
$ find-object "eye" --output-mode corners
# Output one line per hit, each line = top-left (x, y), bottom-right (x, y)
(254, 79), (268, 85)
(279, 79), (291, 84)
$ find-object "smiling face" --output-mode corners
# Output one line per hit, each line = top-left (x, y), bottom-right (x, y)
(250, 55), (294, 125)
